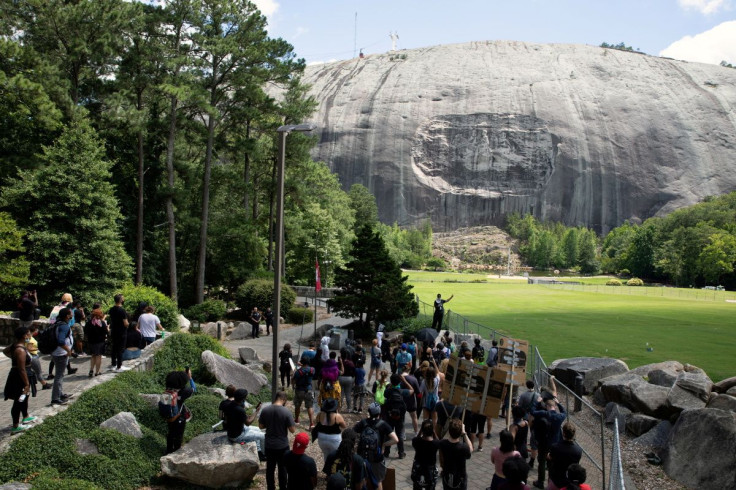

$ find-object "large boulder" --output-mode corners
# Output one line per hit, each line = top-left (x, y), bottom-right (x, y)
(728, 386), (736, 396)
(201, 350), (268, 395)
(202, 322), (225, 340)
(706, 393), (736, 413)
(713, 375), (736, 394)
(629, 360), (683, 382)
(161, 432), (260, 488)
(100, 412), (143, 439)
(629, 382), (671, 418)
(75, 438), (99, 456)
(632, 420), (672, 451)
(178, 314), (190, 331)
(238, 346), (260, 363)
(549, 357), (629, 394)
(140, 393), (160, 408)
(662, 408), (736, 489)
(666, 371), (713, 414)
(626, 413), (659, 437)
(598, 372), (646, 409)
(604, 402), (630, 433)
(228, 322), (252, 341)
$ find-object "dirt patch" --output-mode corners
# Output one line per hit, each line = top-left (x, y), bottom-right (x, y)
(432, 226), (522, 271)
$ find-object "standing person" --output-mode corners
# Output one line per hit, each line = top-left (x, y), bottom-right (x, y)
(406, 336), (418, 371)
(26, 326), (51, 391)
(382, 373), (413, 459)
(17, 289), (39, 328)
(380, 335), (393, 372)
(339, 348), (356, 412)
(471, 339), (485, 364)
(439, 418), (472, 490)
(165, 369), (194, 454)
(137, 306), (163, 346)
(546, 424), (582, 490)
(420, 366), (440, 424)
(396, 343), (412, 373)
(250, 307), (262, 338)
(302, 342), (317, 364)
(323, 428), (368, 490)
(353, 402), (398, 490)
(352, 351), (367, 414)
(431, 293), (453, 331)
(376, 321), (385, 348)
(373, 370), (389, 406)
(560, 464), (590, 490)
(517, 380), (540, 468)
(412, 419), (441, 490)
(401, 363), (421, 435)
(71, 301), (86, 356)
(4, 326), (36, 433)
(47, 294), (76, 379)
(313, 398), (347, 458)
(259, 391), (296, 490)
(279, 343), (294, 390)
(121, 322), (143, 361)
(108, 294), (130, 372)
(530, 396), (566, 489)
(264, 307), (274, 336)
(510, 406), (530, 461)
(320, 351), (343, 404)
(292, 357), (316, 428)
(464, 408), (486, 453)
(499, 456), (532, 490)
(223, 388), (265, 456)
(50, 308), (74, 406)
(486, 340), (499, 367)
(283, 432), (318, 490)
(367, 339), (382, 385)
(490, 430), (521, 490)
(320, 336), (331, 362)
(85, 308), (108, 377)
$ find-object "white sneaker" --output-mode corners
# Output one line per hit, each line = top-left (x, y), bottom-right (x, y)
(117, 366), (131, 372)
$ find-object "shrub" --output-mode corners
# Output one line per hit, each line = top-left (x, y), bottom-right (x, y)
(618, 268), (631, 278)
(286, 306), (313, 324)
(627, 278), (644, 286)
(103, 284), (179, 332)
(386, 316), (428, 337)
(235, 279), (296, 315)
(152, 333), (230, 386)
(606, 279), (622, 286)
(182, 299), (227, 323)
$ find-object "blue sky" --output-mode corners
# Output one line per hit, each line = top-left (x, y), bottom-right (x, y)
(253, 0), (736, 66)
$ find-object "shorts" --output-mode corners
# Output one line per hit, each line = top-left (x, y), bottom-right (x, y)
(366, 459), (387, 486)
(72, 324), (84, 341)
(423, 393), (439, 412)
(472, 413), (487, 434)
(371, 359), (382, 369)
(293, 389), (314, 409)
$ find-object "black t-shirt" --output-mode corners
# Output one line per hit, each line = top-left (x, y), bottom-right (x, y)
(283, 451), (317, 490)
(125, 329), (142, 349)
(86, 320), (108, 344)
(19, 297), (35, 321)
(323, 451), (366, 489)
(403, 374), (420, 411)
(224, 400), (248, 439)
(412, 436), (440, 466)
(353, 418), (394, 462)
(280, 350), (292, 368)
(434, 298), (447, 314)
(108, 306), (129, 335)
(549, 440), (582, 487)
(258, 404), (295, 450)
(74, 308), (85, 324)
(439, 439), (471, 477)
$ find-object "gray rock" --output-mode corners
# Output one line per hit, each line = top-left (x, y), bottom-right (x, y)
(604, 402), (630, 433)
(667, 384), (707, 413)
(301, 41), (736, 233)
(207, 387), (228, 399)
(713, 375), (736, 394)
(629, 360), (683, 379)
(0, 483), (32, 490)
(229, 322), (252, 341)
(238, 346), (260, 363)
(727, 386), (736, 396)
(100, 411), (143, 439)
(706, 394), (736, 412)
(160, 432), (260, 488)
(549, 357), (629, 394)
(140, 393), (161, 408)
(201, 350), (268, 395)
(674, 371), (713, 401)
(630, 382), (670, 417)
(202, 322), (226, 340)
(75, 438), (99, 456)
(178, 314), (190, 331)
(632, 420), (672, 451)
(646, 369), (677, 388)
(662, 408), (736, 489)
(598, 372), (646, 409)
(626, 413), (659, 437)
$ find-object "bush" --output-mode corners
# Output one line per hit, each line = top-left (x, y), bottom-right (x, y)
(606, 279), (622, 286)
(152, 333), (230, 386)
(386, 316), (428, 337)
(286, 307), (313, 324)
(235, 279), (296, 315)
(618, 268), (631, 278)
(627, 278), (644, 286)
(104, 284), (179, 332)
(182, 299), (227, 323)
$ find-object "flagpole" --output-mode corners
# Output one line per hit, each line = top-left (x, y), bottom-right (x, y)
(314, 254), (319, 339)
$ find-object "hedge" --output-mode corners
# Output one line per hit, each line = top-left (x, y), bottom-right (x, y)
(103, 284), (180, 332)
(235, 279), (295, 315)
(286, 306), (313, 324)
(182, 299), (227, 323)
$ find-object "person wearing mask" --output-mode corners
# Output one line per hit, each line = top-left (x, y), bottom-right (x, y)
(490, 430), (522, 490)
(339, 348), (356, 412)
(353, 402), (398, 490)
(411, 418), (441, 490)
(313, 398), (347, 458)
(323, 428), (367, 490)
(4, 326), (36, 433)
(223, 388), (265, 457)
(137, 306), (163, 346)
(258, 391), (296, 490)
(85, 308), (108, 377)
(292, 356), (316, 428)
(283, 432), (317, 490)
(107, 294), (130, 372)
(165, 369), (193, 454)
(50, 307), (74, 405)
(279, 343), (294, 390)
(546, 424), (582, 490)
(439, 418), (472, 490)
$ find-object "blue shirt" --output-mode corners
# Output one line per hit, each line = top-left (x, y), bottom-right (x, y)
(355, 367), (366, 386)
(52, 320), (71, 357)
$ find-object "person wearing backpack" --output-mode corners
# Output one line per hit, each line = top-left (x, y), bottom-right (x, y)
(485, 340), (499, 367)
(412, 418), (441, 490)
(471, 339), (485, 364)
(439, 418), (472, 490)
(49, 307), (75, 406)
(396, 343), (412, 374)
(353, 402), (398, 490)
(517, 380), (540, 468)
(323, 428), (367, 490)
(292, 356), (316, 428)
(47, 294), (77, 380)
(164, 368), (194, 454)
(382, 373), (413, 459)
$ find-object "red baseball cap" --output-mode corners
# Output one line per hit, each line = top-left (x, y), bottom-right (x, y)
(292, 432), (309, 455)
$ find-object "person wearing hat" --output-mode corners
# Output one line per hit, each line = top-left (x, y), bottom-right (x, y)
(396, 343), (412, 373)
(223, 388), (265, 456)
(283, 432), (317, 490)
(353, 402), (398, 490)
(313, 397), (347, 458)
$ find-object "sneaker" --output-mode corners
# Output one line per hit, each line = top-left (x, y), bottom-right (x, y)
(398, 452), (406, 459)
(485, 432), (491, 440)
(67, 368), (78, 375)
(22, 416), (37, 424)
(117, 366), (131, 372)
(89, 371), (94, 378)
(50, 399), (68, 406)
(11, 424), (31, 434)
(41, 384), (52, 390)
(60, 394), (74, 400)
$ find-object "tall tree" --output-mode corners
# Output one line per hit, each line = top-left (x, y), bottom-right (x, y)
(0, 213), (30, 302)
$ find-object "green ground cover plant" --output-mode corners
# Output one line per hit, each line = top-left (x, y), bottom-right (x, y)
(407, 271), (735, 381)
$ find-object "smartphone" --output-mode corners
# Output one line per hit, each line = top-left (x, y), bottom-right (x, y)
(19, 394), (26, 403)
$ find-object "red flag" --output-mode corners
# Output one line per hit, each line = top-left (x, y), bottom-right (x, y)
(315, 259), (322, 292)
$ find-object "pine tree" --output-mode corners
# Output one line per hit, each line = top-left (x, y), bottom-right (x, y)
(329, 224), (418, 328)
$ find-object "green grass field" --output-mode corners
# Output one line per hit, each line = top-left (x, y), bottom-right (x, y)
(406, 271), (735, 381)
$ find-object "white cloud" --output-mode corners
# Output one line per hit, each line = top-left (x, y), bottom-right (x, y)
(660, 20), (736, 64)
(293, 26), (309, 39)
(678, 0), (729, 14)
(252, 0), (279, 17)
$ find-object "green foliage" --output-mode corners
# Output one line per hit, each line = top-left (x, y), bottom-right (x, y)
(385, 317), (428, 337)
(152, 333), (229, 385)
(426, 257), (447, 271)
(348, 183), (378, 232)
(600, 42), (642, 53)
(376, 220), (433, 268)
(286, 306), (313, 324)
(114, 284), (179, 332)
(626, 278), (644, 286)
(0, 212), (30, 302)
(235, 279), (296, 315)
(27, 468), (103, 490)
(606, 279), (622, 286)
(182, 298), (227, 323)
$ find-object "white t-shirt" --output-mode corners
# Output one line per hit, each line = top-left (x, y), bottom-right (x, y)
(137, 313), (161, 338)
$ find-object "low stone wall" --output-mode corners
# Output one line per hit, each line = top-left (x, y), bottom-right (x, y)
(0, 316), (49, 344)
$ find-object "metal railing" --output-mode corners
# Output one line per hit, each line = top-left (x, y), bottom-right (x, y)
(541, 282), (736, 302)
(609, 419), (626, 490)
(416, 295), (508, 340)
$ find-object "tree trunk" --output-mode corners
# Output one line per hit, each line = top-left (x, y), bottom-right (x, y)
(243, 119), (250, 212)
(165, 95), (179, 302)
(135, 90), (145, 285)
(195, 99), (217, 304)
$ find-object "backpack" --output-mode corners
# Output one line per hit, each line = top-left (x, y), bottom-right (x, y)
(487, 347), (498, 367)
(353, 348), (366, 366)
(294, 367), (312, 390)
(385, 386), (406, 421)
(38, 325), (60, 355)
(473, 345), (485, 363)
(374, 383), (386, 404)
(158, 389), (182, 421)
(358, 422), (382, 462)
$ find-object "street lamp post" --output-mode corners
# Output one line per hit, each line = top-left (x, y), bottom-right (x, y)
(272, 123), (315, 401)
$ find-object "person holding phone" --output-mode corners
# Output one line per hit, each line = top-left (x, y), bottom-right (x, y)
(4, 326), (35, 434)
(224, 388), (265, 458)
(165, 368), (194, 454)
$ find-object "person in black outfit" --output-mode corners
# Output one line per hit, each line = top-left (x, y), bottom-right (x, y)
(439, 418), (472, 490)
(431, 293), (453, 330)
(4, 326), (34, 434)
(165, 369), (193, 454)
(17, 290), (39, 327)
(279, 343), (293, 389)
(547, 424), (582, 489)
(107, 294), (129, 371)
(412, 419), (441, 490)
(264, 307), (274, 336)
(284, 431), (318, 490)
(250, 307), (262, 338)
(382, 374), (414, 459)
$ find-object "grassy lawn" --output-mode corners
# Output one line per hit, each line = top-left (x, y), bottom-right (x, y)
(406, 271), (735, 382)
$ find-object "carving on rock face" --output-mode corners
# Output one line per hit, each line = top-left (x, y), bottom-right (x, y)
(411, 113), (557, 197)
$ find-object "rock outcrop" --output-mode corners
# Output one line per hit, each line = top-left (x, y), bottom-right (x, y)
(201, 350), (268, 395)
(302, 41), (736, 233)
(100, 412), (143, 439)
(160, 432), (260, 488)
(549, 357), (629, 394)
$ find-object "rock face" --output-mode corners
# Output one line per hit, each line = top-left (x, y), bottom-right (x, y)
(201, 350), (268, 395)
(626, 413), (659, 437)
(666, 371), (713, 413)
(302, 41), (736, 233)
(632, 420), (672, 451)
(706, 393), (736, 412)
(713, 375), (736, 393)
(662, 408), (736, 489)
(100, 411), (143, 439)
(160, 432), (260, 488)
(549, 357), (629, 394)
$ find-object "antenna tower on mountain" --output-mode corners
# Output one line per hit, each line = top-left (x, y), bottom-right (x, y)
(389, 31), (399, 52)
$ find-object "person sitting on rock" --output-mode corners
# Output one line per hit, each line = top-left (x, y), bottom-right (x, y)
(223, 388), (265, 458)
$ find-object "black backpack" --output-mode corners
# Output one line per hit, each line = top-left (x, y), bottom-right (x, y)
(384, 387), (406, 421)
(38, 324), (59, 355)
(358, 421), (382, 462)
(353, 348), (366, 366)
(534, 415), (551, 447)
